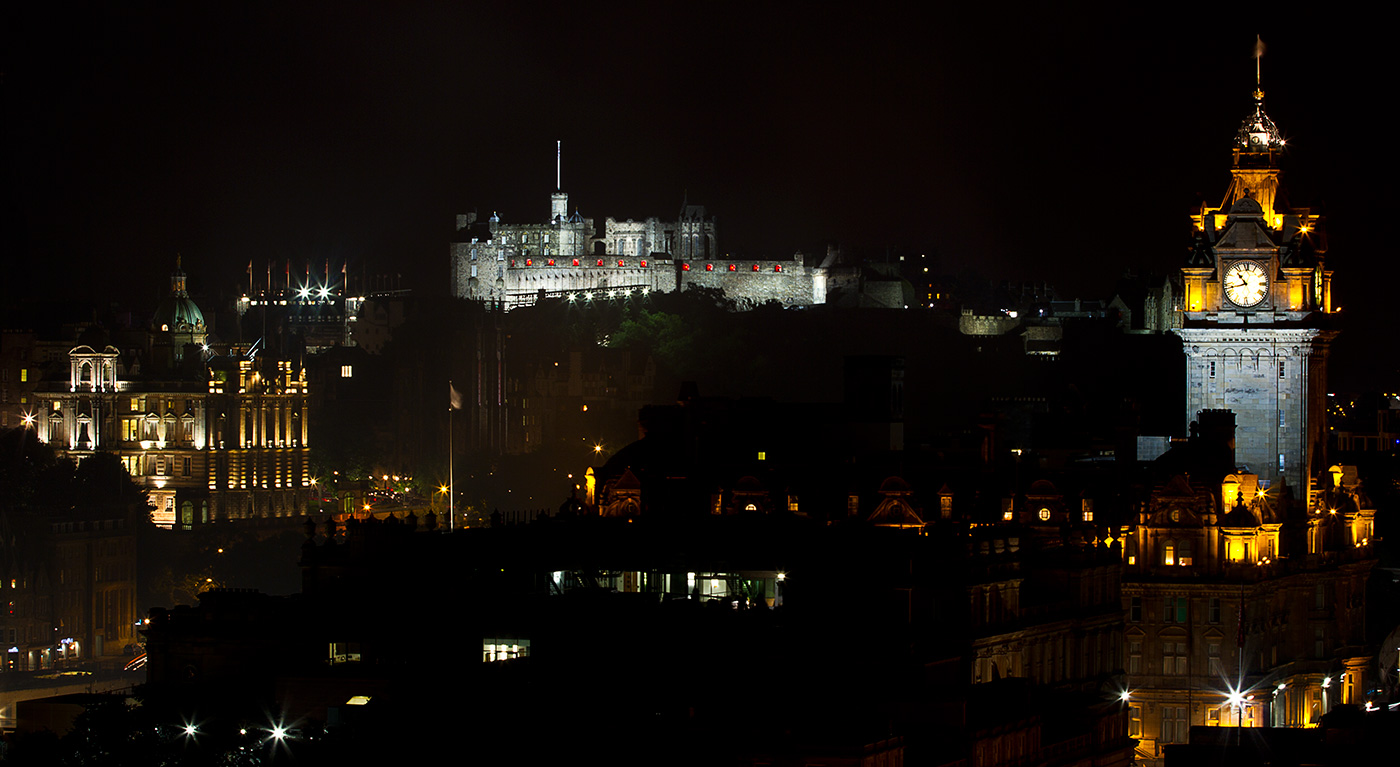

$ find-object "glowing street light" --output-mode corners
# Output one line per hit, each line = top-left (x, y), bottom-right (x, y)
(1119, 690), (1132, 703)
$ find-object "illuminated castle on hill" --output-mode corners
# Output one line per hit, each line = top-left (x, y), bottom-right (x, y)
(450, 143), (856, 310)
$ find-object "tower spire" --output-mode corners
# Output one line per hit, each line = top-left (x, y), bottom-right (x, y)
(556, 140), (561, 192)
(1253, 34), (1264, 86)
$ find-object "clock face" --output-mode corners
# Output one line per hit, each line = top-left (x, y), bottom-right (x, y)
(1224, 261), (1269, 308)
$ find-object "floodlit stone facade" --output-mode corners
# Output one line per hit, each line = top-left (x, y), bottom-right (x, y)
(450, 181), (851, 309)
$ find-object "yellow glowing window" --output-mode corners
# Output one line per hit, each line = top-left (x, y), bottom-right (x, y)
(756, 451), (766, 461)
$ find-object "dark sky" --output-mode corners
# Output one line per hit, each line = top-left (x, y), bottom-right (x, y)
(3, 4), (1394, 369)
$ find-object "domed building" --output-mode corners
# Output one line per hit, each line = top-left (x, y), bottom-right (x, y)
(152, 256), (207, 361)
(31, 260), (314, 532)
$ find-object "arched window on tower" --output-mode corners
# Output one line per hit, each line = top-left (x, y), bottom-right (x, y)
(1162, 539), (1176, 566)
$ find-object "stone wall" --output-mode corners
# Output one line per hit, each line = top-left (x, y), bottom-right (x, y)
(454, 253), (847, 310)
(1174, 328), (1327, 494)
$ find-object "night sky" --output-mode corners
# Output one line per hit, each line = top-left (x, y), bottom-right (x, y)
(3, 5), (1394, 376)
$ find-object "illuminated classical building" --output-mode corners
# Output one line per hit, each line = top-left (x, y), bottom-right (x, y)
(30, 264), (314, 527)
(1123, 68), (1377, 764)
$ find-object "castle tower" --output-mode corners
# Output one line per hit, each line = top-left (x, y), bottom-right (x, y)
(1172, 57), (1335, 506)
(550, 140), (568, 222)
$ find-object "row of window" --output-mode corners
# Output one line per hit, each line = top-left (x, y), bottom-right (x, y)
(1206, 360), (1287, 378)
(1127, 640), (1226, 677)
(1129, 596), (1224, 624)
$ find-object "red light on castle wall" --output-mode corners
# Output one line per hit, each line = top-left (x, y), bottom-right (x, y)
(774, 264), (782, 272)
(728, 264), (737, 272)
(572, 259), (580, 266)
(682, 263), (690, 271)
(525, 259), (533, 266)
(751, 264), (759, 271)
(597, 259), (604, 266)
(618, 259), (625, 267)
(640, 260), (647, 268)
(510, 260), (516, 267)
(706, 264), (714, 272)
(547, 259), (555, 266)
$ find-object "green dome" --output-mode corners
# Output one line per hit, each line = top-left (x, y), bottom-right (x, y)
(154, 295), (205, 332)
(153, 258), (205, 333)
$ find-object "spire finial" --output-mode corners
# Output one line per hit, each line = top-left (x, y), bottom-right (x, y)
(1253, 34), (1265, 89)
(556, 140), (561, 191)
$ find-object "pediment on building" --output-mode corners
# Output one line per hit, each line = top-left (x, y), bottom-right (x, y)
(612, 468), (642, 492)
(1157, 626), (1188, 640)
(1158, 474), (1197, 498)
(1201, 627), (1225, 641)
(1125, 626), (1146, 639)
(1216, 219), (1278, 251)
(868, 497), (925, 528)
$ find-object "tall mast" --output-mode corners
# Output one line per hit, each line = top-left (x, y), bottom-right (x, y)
(556, 140), (561, 191)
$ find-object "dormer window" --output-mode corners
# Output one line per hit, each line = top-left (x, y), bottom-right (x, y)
(1037, 508), (1051, 522)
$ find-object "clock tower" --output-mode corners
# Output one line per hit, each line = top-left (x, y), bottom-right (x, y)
(1172, 74), (1335, 505)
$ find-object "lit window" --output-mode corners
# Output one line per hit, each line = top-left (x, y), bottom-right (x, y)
(1163, 540), (1176, 566)
(756, 451), (766, 461)
(341, 365), (353, 378)
(483, 638), (531, 662)
(744, 503), (757, 512)
(1002, 510), (1014, 521)
(1083, 510), (1094, 522)
(1037, 508), (1051, 522)
(19, 369), (26, 382)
